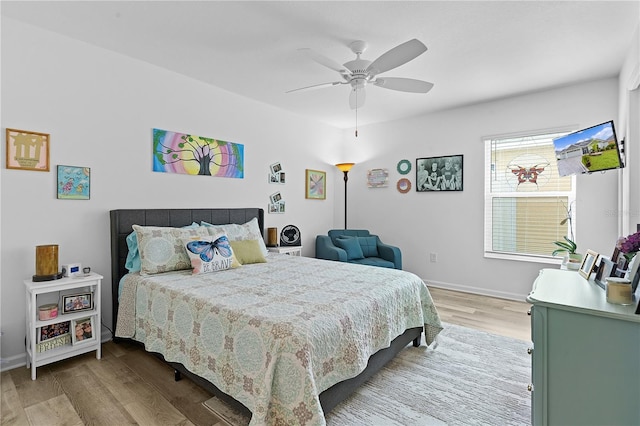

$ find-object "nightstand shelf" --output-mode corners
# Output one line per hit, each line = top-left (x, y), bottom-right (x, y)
(24, 273), (102, 380)
(267, 245), (303, 256)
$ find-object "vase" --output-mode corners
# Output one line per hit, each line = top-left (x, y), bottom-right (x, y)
(563, 253), (582, 270)
(624, 253), (639, 282)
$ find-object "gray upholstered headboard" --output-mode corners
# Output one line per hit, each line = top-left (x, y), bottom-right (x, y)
(109, 208), (264, 332)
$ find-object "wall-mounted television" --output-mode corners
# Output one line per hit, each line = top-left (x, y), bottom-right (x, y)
(553, 120), (624, 177)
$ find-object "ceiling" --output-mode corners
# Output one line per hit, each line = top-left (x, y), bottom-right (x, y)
(2, 1), (639, 129)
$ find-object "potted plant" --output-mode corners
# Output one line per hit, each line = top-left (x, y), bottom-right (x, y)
(552, 201), (582, 269)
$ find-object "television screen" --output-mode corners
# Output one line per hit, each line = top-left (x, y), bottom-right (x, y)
(553, 121), (623, 177)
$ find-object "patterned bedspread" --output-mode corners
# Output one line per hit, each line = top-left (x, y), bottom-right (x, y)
(116, 254), (442, 426)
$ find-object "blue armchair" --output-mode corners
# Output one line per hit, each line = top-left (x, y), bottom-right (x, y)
(315, 229), (402, 269)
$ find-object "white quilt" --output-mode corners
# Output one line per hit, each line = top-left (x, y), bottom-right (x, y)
(116, 254), (442, 426)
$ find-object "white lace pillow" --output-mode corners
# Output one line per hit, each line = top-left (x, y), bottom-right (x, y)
(133, 225), (210, 275)
(201, 217), (268, 257)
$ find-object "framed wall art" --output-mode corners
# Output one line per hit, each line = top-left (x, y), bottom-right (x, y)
(416, 155), (463, 192)
(6, 128), (50, 171)
(57, 166), (90, 200)
(269, 162), (286, 184)
(397, 178), (411, 194)
(305, 169), (326, 200)
(152, 128), (244, 178)
(397, 159), (412, 175)
(367, 168), (389, 188)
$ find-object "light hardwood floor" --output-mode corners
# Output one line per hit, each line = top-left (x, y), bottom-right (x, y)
(1, 287), (532, 426)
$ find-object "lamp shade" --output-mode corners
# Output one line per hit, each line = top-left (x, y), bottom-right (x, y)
(335, 162), (355, 172)
(267, 227), (278, 247)
(33, 244), (63, 282)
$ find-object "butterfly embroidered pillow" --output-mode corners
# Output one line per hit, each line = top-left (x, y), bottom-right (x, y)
(183, 234), (239, 274)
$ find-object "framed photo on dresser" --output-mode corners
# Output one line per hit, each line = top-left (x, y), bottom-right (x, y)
(579, 249), (598, 279)
(594, 256), (615, 289)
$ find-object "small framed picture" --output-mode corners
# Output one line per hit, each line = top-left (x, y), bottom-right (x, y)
(367, 168), (389, 188)
(72, 317), (95, 345)
(38, 321), (70, 343)
(5, 128), (50, 171)
(305, 169), (326, 200)
(57, 165), (90, 200)
(269, 191), (282, 205)
(416, 155), (463, 192)
(268, 201), (285, 214)
(611, 247), (629, 277)
(268, 172), (285, 184)
(62, 293), (93, 314)
(270, 162), (282, 175)
(594, 256), (615, 289)
(579, 249), (599, 279)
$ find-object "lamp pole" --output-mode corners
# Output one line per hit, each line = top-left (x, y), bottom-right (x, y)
(335, 163), (355, 229)
(342, 170), (349, 229)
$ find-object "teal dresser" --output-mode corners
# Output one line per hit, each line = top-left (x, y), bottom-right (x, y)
(527, 268), (640, 425)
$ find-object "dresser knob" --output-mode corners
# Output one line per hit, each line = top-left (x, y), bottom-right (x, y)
(527, 309), (532, 316)
(527, 384), (533, 392)
(527, 348), (533, 355)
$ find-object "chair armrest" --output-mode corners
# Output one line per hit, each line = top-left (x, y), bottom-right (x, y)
(316, 235), (348, 262)
(377, 243), (402, 270)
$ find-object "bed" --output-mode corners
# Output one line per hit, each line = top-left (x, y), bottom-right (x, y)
(110, 208), (442, 426)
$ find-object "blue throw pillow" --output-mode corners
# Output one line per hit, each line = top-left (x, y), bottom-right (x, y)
(335, 237), (365, 260)
(125, 231), (141, 272)
(358, 236), (379, 257)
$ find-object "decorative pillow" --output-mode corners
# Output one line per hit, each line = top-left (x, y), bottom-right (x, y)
(230, 240), (267, 264)
(183, 234), (238, 274)
(125, 231), (141, 273)
(201, 217), (268, 257)
(358, 236), (379, 258)
(133, 225), (210, 275)
(125, 222), (200, 273)
(335, 237), (365, 260)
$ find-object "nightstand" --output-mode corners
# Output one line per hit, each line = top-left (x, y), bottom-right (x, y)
(267, 245), (303, 256)
(25, 273), (102, 380)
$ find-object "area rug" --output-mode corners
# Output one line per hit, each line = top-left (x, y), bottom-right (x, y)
(203, 323), (531, 425)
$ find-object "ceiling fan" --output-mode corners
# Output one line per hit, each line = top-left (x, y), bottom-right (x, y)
(287, 39), (434, 109)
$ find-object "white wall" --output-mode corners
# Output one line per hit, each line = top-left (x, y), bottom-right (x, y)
(0, 18), (342, 368)
(337, 78), (621, 300)
(619, 23), (640, 236)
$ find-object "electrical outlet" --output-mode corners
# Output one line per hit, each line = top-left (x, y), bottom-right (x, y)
(430, 253), (437, 262)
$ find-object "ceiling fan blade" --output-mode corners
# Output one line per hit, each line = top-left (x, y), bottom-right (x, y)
(366, 39), (427, 76)
(299, 48), (352, 76)
(373, 77), (434, 93)
(286, 81), (344, 93)
(349, 87), (366, 109)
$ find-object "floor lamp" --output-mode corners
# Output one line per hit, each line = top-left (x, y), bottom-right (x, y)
(335, 163), (355, 229)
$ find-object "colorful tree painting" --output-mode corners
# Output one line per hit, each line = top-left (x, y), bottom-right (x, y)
(153, 128), (244, 178)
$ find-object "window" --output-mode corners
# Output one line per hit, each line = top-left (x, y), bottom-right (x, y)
(484, 130), (576, 262)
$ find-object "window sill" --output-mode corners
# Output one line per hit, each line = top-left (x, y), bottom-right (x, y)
(484, 251), (563, 265)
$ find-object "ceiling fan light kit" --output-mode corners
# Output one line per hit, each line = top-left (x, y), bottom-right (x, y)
(288, 38), (434, 110)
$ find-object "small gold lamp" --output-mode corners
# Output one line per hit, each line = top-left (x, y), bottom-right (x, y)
(33, 244), (63, 282)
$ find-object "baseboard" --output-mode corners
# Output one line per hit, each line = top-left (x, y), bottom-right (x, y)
(0, 353), (26, 372)
(0, 335), (113, 373)
(423, 279), (529, 302)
